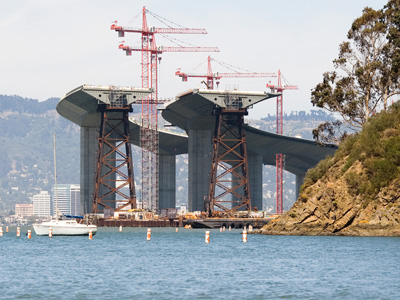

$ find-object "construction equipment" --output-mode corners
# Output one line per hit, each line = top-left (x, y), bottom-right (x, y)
(111, 7), (218, 212)
(266, 70), (298, 214)
(176, 56), (275, 89)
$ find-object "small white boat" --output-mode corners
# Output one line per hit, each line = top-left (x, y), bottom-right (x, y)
(32, 133), (98, 236)
(32, 219), (97, 236)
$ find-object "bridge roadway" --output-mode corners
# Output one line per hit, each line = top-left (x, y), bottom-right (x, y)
(57, 85), (337, 214)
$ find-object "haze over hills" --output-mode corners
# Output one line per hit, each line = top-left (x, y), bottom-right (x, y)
(0, 94), (336, 215)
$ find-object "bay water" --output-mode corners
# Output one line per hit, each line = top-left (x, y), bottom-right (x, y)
(1, 227), (399, 299)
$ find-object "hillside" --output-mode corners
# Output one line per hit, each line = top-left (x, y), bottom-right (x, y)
(259, 103), (400, 236)
(0, 95), (80, 214)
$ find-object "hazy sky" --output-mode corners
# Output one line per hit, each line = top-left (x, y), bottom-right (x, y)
(0, 0), (389, 119)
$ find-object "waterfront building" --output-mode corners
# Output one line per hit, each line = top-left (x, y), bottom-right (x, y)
(52, 184), (81, 215)
(70, 184), (80, 215)
(15, 204), (34, 217)
(33, 191), (51, 217)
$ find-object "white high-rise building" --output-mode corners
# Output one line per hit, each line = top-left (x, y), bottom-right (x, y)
(70, 184), (81, 216)
(33, 191), (51, 217)
(52, 184), (81, 216)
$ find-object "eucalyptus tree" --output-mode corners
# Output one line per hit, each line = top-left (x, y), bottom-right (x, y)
(311, 2), (400, 143)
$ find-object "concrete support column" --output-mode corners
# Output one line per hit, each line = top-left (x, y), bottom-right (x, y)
(81, 126), (118, 214)
(159, 154), (176, 210)
(295, 173), (306, 199)
(188, 129), (212, 212)
(80, 126), (98, 215)
(248, 154), (263, 211)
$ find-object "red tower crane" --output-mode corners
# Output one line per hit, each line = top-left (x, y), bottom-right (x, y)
(111, 7), (219, 212)
(175, 56), (276, 89)
(266, 70), (298, 214)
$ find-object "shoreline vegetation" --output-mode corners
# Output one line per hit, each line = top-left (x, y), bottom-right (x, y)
(258, 103), (400, 237)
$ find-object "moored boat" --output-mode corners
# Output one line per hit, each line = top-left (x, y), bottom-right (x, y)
(32, 133), (97, 236)
(32, 219), (97, 236)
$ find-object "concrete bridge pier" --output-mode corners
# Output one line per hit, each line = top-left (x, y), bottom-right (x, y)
(159, 154), (176, 210)
(81, 126), (178, 214)
(80, 126), (98, 215)
(248, 154), (263, 211)
(188, 129), (212, 212)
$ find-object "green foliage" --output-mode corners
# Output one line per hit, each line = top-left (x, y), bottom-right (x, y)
(311, 3), (400, 131)
(353, 104), (400, 196)
(345, 171), (359, 188)
(304, 102), (400, 200)
(365, 158), (397, 194)
(385, 0), (400, 84)
(301, 155), (335, 191)
(344, 171), (369, 196)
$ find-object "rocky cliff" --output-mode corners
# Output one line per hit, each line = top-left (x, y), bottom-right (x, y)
(259, 104), (400, 236)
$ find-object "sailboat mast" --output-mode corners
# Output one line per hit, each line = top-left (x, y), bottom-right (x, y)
(54, 133), (58, 217)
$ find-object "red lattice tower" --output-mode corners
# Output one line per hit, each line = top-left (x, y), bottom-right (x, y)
(111, 7), (218, 211)
(176, 56), (276, 89)
(266, 70), (298, 214)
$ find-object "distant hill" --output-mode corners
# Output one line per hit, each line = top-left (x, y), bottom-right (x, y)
(0, 95), (80, 214)
(0, 95), (59, 114)
(0, 94), (336, 215)
(260, 103), (400, 236)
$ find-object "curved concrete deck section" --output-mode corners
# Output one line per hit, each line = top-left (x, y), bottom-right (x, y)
(161, 88), (337, 175)
(161, 89), (338, 211)
(57, 85), (188, 155)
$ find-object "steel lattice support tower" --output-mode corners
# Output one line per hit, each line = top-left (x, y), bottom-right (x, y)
(207, 104), (252, 217)
(93, 97), (136, 214)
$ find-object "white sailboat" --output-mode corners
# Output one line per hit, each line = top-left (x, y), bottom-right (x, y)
(33, 218), (97, 236)
(33, 134), (97, 236)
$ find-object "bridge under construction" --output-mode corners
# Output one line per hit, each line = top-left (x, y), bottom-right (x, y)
(57, 85), (337, 215)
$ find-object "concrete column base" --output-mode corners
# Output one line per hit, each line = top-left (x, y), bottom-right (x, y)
(188, 129), (212, 212)
(159, 154), (176, 210)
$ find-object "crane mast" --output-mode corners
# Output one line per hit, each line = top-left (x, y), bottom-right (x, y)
(266, 70), (298, 214)
(111, 7), (218, 212)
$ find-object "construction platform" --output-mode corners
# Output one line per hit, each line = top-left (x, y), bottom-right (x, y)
(95, 218), (181, 228)
(93, 216), (271, 229)
(184, 217), (272, 229)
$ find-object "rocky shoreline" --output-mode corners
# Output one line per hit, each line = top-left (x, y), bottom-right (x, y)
(258, 164), (400, 237)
